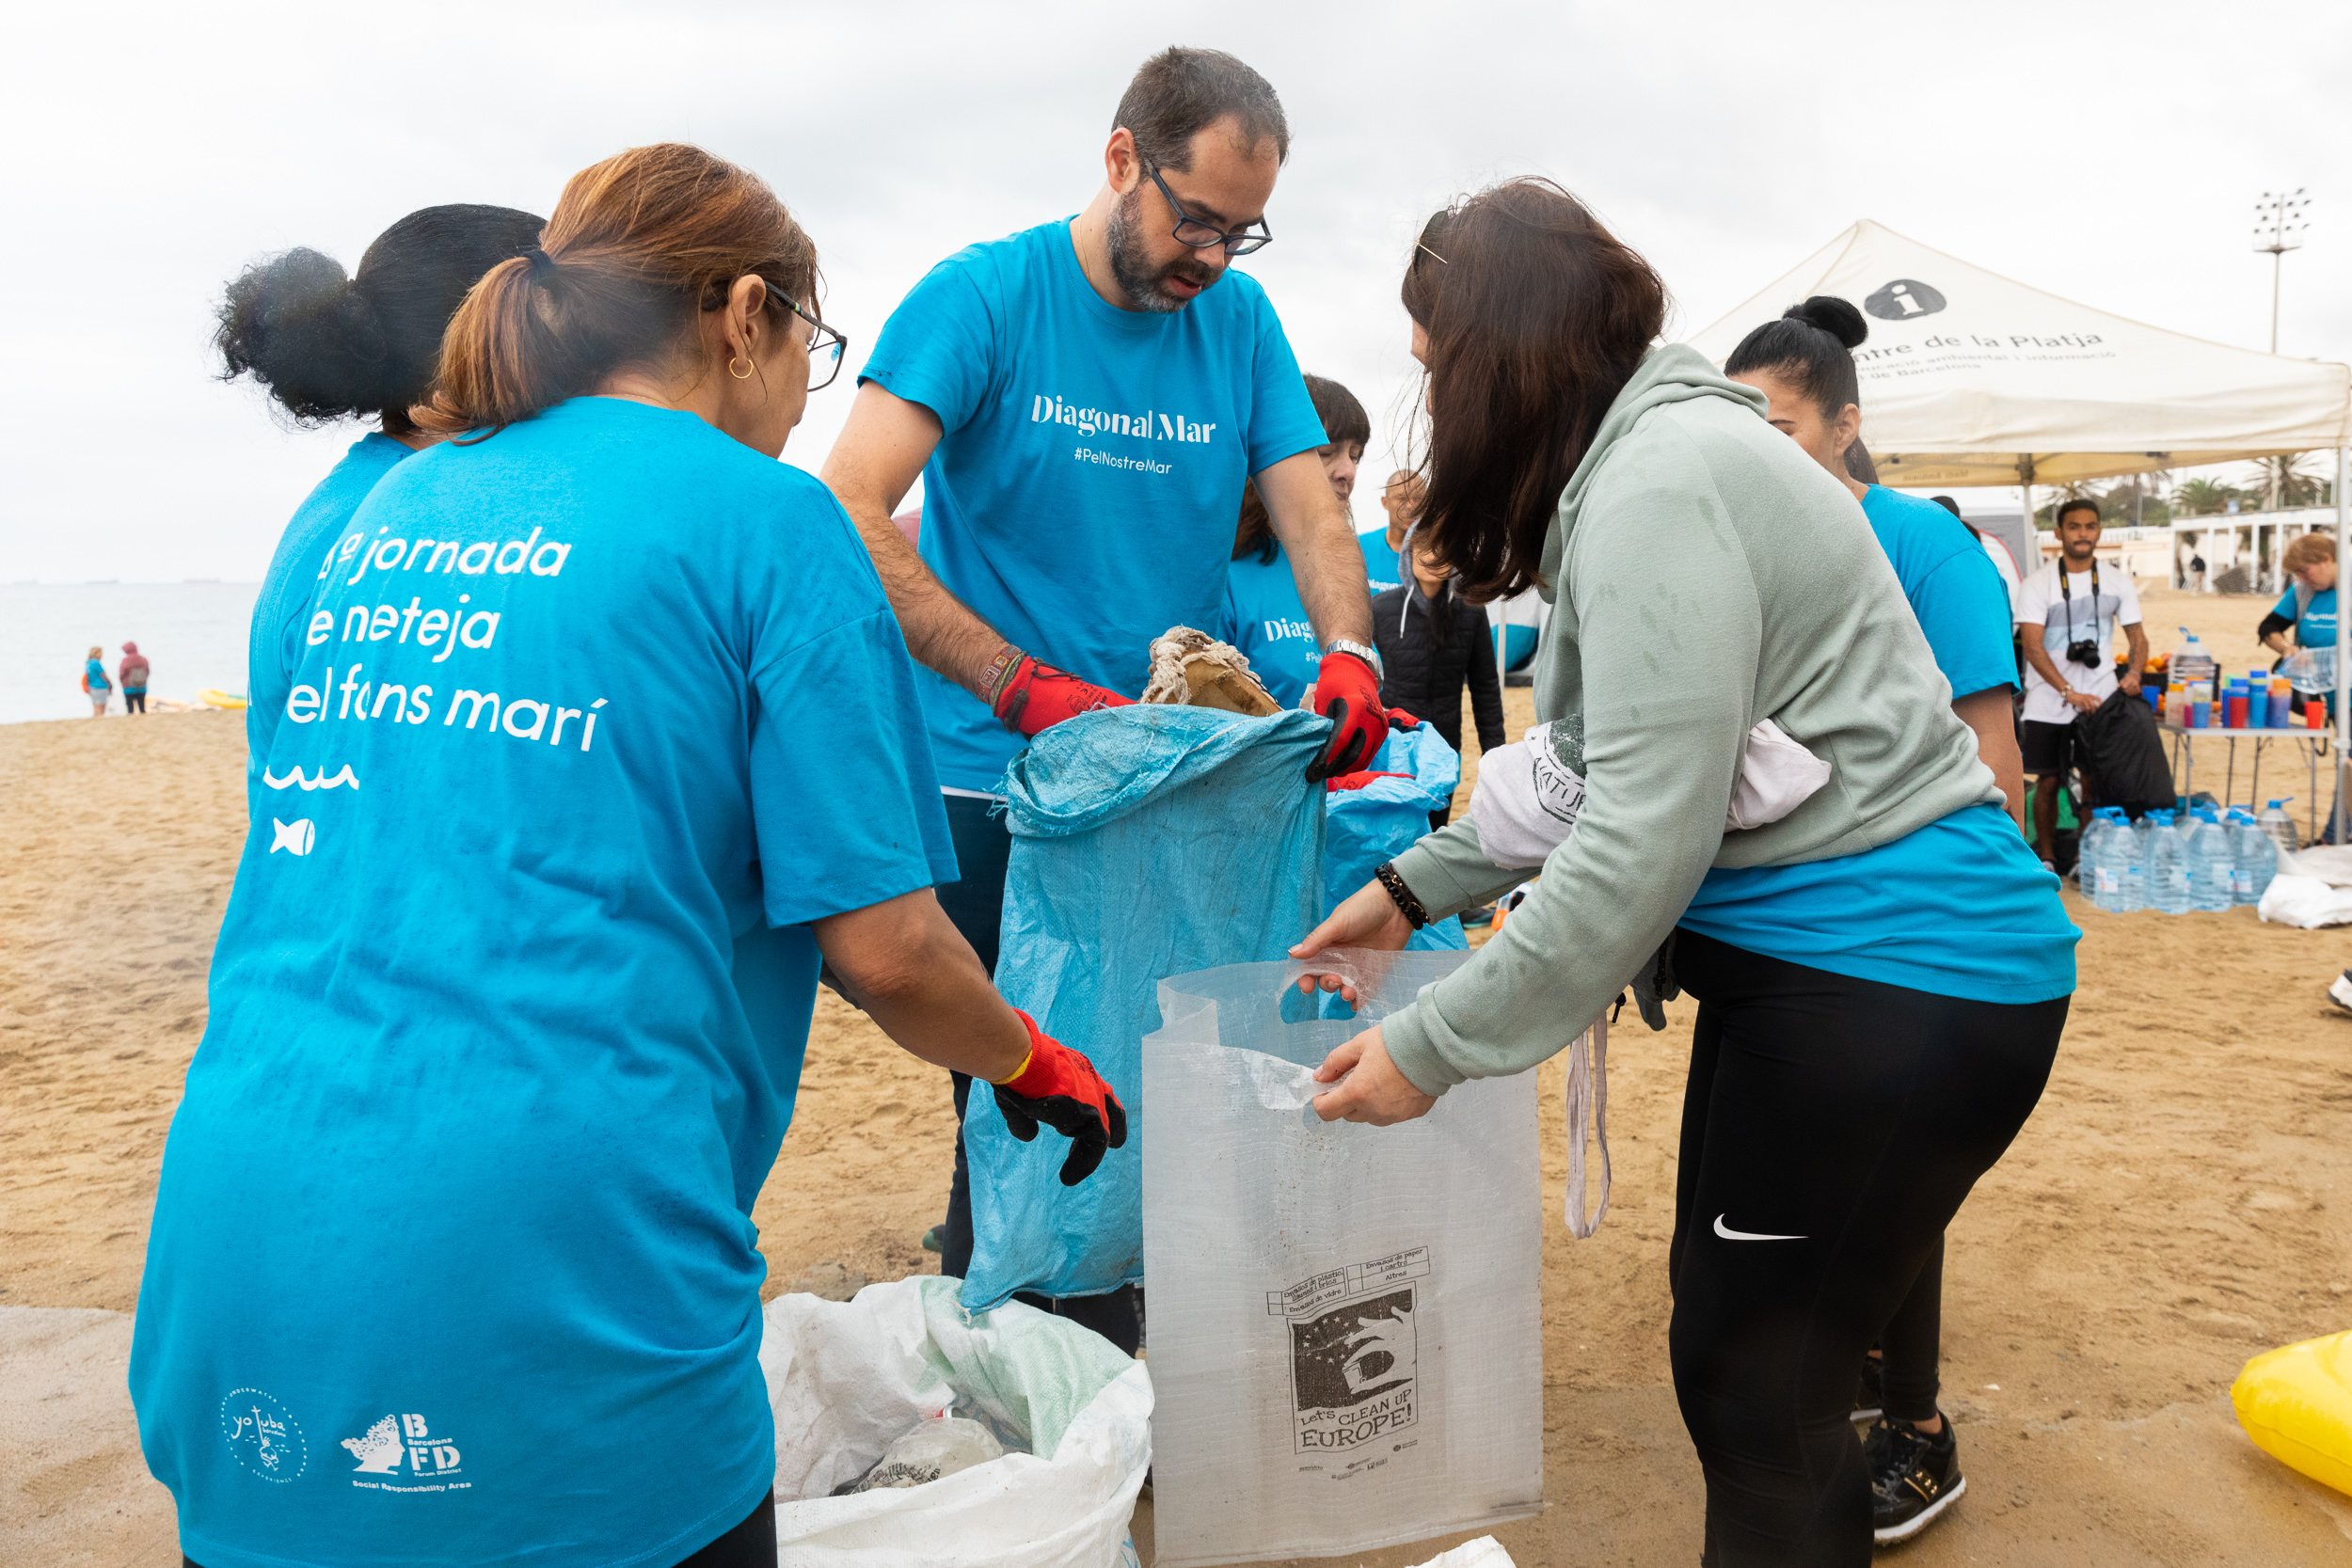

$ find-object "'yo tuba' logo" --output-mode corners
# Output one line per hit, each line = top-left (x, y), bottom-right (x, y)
(1864, 278), (1947, 320)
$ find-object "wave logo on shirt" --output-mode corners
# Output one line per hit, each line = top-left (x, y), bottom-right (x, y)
(1030, 393), (1217, 444)
(220, 1387), (308, 1482)
(343, 1412), (466, 1487)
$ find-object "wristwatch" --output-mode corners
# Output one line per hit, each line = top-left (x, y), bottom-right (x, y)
(1325, 638), (1384, 679)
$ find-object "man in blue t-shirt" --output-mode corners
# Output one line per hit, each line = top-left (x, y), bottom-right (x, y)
(1359, 469), (1423, 594)
(821, 48), (1379, 1337)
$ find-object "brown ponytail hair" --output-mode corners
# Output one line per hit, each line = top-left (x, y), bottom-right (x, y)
(1401, 179), (1665, 602)
(424, 143), (818, 436)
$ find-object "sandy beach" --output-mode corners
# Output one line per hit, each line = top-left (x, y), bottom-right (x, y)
(8, 586), (2352, 1565)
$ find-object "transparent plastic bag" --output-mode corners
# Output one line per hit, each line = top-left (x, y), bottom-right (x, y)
(1140, 950), (1543, 1567)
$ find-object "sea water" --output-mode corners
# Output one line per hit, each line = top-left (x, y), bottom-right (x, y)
(0, 582), (259, 724)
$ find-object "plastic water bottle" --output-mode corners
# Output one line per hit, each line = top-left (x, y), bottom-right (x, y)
(2231, 810), (2278, 905)
(2188, 811), (2233, 911)
(2077, 811), (2110, 909)
(2116, 812), (2148, 912)
(2172, 631), (2217, 694)
(2150, 811), (2192, 913)
(2257, 799), (2301, 858)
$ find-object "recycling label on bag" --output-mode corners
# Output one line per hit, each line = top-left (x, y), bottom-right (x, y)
(1268, 1246), (1428, 1456)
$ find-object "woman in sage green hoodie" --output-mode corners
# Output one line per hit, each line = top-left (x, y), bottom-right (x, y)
(1293, 181), (2076, 1567)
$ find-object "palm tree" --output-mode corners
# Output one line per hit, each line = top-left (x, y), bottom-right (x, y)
(2174, 477), (2241, 517)
(2254, 452), (2325, 510)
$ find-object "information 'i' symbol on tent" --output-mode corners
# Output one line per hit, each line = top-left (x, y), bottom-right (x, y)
(1864, 278), (1947, 321)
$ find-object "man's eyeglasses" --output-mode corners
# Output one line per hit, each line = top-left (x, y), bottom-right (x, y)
(771, 286), (847, 391)
(1142, 162), (1273, 257)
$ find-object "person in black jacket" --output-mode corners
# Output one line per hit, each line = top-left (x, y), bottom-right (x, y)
(1374, 534), (1507, 831)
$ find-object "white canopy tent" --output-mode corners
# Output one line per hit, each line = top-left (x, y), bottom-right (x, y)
(1686, 219), (2352, 835)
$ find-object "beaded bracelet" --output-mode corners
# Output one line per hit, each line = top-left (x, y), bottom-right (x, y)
(1374, 861), (1430, 929)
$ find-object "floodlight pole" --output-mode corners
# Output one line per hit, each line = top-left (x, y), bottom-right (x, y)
(2253, 188), (2309, 356)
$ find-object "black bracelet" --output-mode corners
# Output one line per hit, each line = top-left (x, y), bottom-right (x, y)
(1374, 861), (1429, 929)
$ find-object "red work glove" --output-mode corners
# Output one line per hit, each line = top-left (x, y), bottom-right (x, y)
(1385, 707), (1422, 730)
(987, 650), (1134, 738)
(991, 1009), (1129, 1187)
(1325, 770), (1412, 794)
(1304, 650), (1388, 783)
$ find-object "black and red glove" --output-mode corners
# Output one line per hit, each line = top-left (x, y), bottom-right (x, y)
(1304, 650), (1389, 783)
(986, 649), (1134, 739)
(1385, 707), (1422, 730)
(992, 1009), (1128, 1187)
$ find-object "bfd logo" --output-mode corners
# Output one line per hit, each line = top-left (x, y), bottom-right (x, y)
(1864, 278), (1948, 321)
(343, 1412), (462, 1478)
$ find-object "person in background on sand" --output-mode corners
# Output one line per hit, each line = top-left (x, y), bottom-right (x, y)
(131, 144), (1124, 1568)
(1224, 373), (1373, 707)
(2013, 499), (2147, 867)
(1292, 181), (2074, 1567)
(1728, 294), (2026, 1546)
(215, 202), (546, 822)
(1374, 533), (1504, 832)
(2190, 551), (2207, 593)
(821, 47), (1376, 1350)
(82, 645), (110, 716)
(118, 642), (151, 714)
(1361, 468), (1425, 594)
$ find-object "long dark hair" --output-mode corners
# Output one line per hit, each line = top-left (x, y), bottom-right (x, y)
(1401, 179), (1666, 601)
(1232, 372), (1371, 564)
(216, 205), (544, 428)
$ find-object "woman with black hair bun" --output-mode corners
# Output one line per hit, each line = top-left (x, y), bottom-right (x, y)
(219, 204), (544, 815)
(1725, 297), (2030, 1546)
(1290, 183), (2074, 1566)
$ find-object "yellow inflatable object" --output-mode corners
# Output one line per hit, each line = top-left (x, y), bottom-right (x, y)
(199, 689), (248, 709)
(2233, 1331), (2352, 1496)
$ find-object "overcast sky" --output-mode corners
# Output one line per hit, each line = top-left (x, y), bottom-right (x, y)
(5, 0), (2347, 583)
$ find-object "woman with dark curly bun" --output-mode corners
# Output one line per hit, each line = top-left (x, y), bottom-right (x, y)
(216, 205), (543, 816)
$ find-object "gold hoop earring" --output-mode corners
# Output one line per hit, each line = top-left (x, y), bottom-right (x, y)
(728, 356), (754, 380)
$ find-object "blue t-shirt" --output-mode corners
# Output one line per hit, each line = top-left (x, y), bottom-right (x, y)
(862, 218), (1327, 791)
(246, 433), (412, 820)
(1359, 528), (1405, 594)
(85, 657), (110, 693)
(1860, 486), (2016, 700)
(1682, 803), (2076, 1004)
(1221, 543), (1321, 708)
(129, 398), (957, 1568)
(2272, 582), (2337, 648)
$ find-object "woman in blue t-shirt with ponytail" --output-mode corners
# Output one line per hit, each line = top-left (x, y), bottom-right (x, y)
(134, 144), (1123, 1568)
(215, 203), (547, 816)
(1728, 295), (2029, 1548)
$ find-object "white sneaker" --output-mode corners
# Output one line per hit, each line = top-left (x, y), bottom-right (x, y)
(2328, 972), (2352, 1015)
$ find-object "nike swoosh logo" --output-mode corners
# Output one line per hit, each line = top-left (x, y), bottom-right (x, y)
(1714, 1213), (1805, 1242)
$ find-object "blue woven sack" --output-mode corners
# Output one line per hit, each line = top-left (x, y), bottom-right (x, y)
(1322, 723), (1468, 952)
(961, 705), (1329, 1311)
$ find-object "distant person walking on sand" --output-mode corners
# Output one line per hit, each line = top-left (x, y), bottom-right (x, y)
(215, 201), (545, 820)
(131, 145), (1122, 1568)
(2015, 499), (2148, 866)
(2191, 552), (2207, 592)
(117, 642), (150, 713)
(81, 645), (110, 716)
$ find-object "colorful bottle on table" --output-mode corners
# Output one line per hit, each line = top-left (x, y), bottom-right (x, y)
(2268, 679), (2292, 728)
(2226, 684), (2249, 729)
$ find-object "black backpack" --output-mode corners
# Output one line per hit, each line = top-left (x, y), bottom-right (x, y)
(2074, 690), (2174, 817)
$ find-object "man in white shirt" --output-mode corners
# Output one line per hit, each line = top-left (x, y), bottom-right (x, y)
(2013, 499), (2149, 864)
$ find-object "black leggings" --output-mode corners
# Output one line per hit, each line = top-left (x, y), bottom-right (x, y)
(1878, 1232), (1944, 1424)
(124, 690), (147, 712)
(184, 1489), (773, 1568)
(1667, 931), (2065, 1567)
